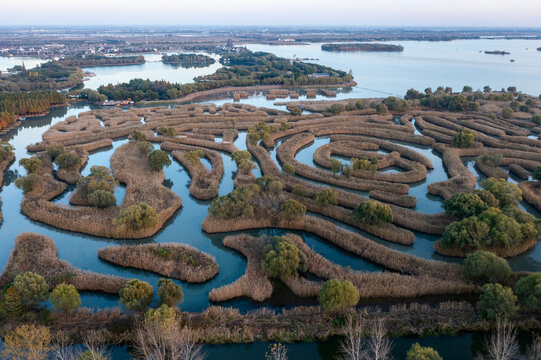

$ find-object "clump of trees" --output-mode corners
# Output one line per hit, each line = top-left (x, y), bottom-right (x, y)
(49, 283), (81, 313)
(157, 126), (176, 137)
(260, 236), (307, 280)
(452, 128), (476, 148)
(46, 144), (64, 159)
(55, 151), (81, 170)
(231, 150), (257, 174)
(464, 251), (511, 284)
(0, 91), (66, 116)
(114, 203), (158, 231)
(352, 156), (378, 173)
(279, 199), (306, 221)
(0, 142), (14, 161)
(318, 279), (359, 312)
(406, 343), (442, 360)
(15, 157), (42, 193)
(185, 149), (204, 165)
(157, 278), (183, 307)
(440, 179), (539, 254)
(282, 163), (295, 175)
(479, 283), (517, 320)
(382, 96), (411, 112)
(314, 188), (338, 207)
(404, 88), (480, 111)
(147, 149), (171, 171)
(514, 273), (541, 311)
(353, 200), (393, 225)
(77, 165), (118, 208)
(247, 122), (278, 144)
(161, 53), (215, 66)
(19, 157), (42, 174)
(119, 279), (153, 312)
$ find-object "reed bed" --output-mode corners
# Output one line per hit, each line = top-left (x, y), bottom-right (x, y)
(314, 126), (435, 146)
(508, 164), (530, 179)
(475, 155), (509, 180)
(369, 190), (417, 208)
(428, 146), (477, 199)
(98, 243), (218, 283)
(0, 232), (128, 293)
(519, 181), (541, 212)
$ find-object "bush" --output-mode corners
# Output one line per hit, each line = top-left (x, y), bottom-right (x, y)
(533, 167), (541, 182)
(341, 164), (352, 177)
(375, 103), (388, 114)
(355, 100), (363, 109)
(261, 236), (305, 280)
(282, 163), (295, 175)
(441, 216), (490, 250)
(406, 343), (442, 360)
(157, 278), (183, 307)
(0, 142), (14, 162)
(329, 104), (345, 114)
(1, 324), (51, 360)
(291, 185), (308, 198)
(131, 129), (147, 142)
(119, 279), (153, 312)
(147, 150), (171, 171)
(514, 273), (541, 310)
(481, 178), (522, 208)
(55, 152), (81, 170)
(15, 173), (40, 193)
(137, 141), (153, 155)
(289, 107), (302, 116)
(382, 96), (410, 112)
(443, 192), (488, 219)
(78, 350), (107, 360)
(77, 166), (118, 195)
(318, 279), (359, 312)
(279, 199), (306, 221)
(330, 158), (342, 174)
(49, 283), (81, 313)
(452, 128), (476, 148)
(231, 150), (252, 163)
(463, 86), (473, 93)
(185, 150), (204, 165)
(479, 283), (517, 320)
(19, 157), (42, 174)
(237, 158), (257, 172)
(464, 251), (511, 283)
(502, 108), (514, 119)
(473, 189), (500, 208)
(353, 200), (393, 225)
(114, 203), (158, 231)
(13, 272), (49, 309)
(46, 144), (64, 159)
(144, 304), (178, 326)
(209, 185), (257, 219)
(532, 115), (541, 125)
(87, 190), (116, 208)
(314, 188), (338, 207)
(157, 127), (176, 137)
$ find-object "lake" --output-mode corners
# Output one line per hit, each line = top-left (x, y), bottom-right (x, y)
(1, 39), (541, 359)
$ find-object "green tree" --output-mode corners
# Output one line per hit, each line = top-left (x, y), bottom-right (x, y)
(282, 163), (295, 175)
(49, 283), (81, 313)
(406, 343), (443, 360)
(156, 127), (176, 137)
(131, 130), (147, 142)
(19, 157), (42, 174)
(55, 152), (81, 170)
(209, 185), (257, 219)
(157, 278), (183, 307)
(330, 159), (342, 174)
(144, 304), (178, 327)
(231, 150), (252, 163)
(533, 167), (541, 182)
(147, 150), (171, 171)
(13, 272), (49, 309)
(114, 203), (158, 231)
(314, 188), (338, 207)
(291, 185), (308, 198)
(341, 164), (352, 177)
(502, 108), (514, 119)
(479, 283), (517, 320)
(87, 190), (116, 208)
(353, 201), (393, 225)
(441, 216), (490, 250)
(77, 166), (118, 195)
(375, 103), (388, 114)
(329, 104), (345, 114)
(279, 199), (306, 221)
(481, 178), (522, 208)
(443, 192), (488, 219)
(514, 273), (541, 310)
(261, 236), (305, 280)
(318, 279), (359, 312)
(463, 86), (473, 93)
(185, 150), (204, 165)
(473, 189), (500, 208)
(464, 251), (511, 284)
(452, 128), (476, 148)
(119, 279), (153, 312)
(14, 173), (40, 193)
(0, 142), (14, 162)
(46, 144), (64, 160)
(289, 107), (302, 116)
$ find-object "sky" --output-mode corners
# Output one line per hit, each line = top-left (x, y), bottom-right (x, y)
(2, 0), (541, 27)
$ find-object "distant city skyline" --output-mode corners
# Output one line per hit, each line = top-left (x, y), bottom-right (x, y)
(3, 0), (541, 27)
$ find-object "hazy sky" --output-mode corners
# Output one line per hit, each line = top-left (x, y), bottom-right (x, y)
(2, 0), (541, 27)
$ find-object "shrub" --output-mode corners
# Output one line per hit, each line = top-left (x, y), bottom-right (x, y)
(185, 150), (204, 165)
(131, 129), (147, 142)
(147, 150), (171, 171)
(114, 203), (158, 231)
(463, 86), (473, 93)
(329, 104), (345, 114)
(473, 189), (500, 208)
(46, 144), (64, 159)
(145, 304), (178, 327)
(291, 185), (308, 198)
(318, 279), (359, 312)
(355, 100), (363, 109)
(314, 188), (338, 207)
(532, 115), (541, 125)
(119, 279), (153, 312)
(502, 108), (514, 119)
(464, 251), (511, 284)
(382, 96), (410, 111)
(157, 278), (183, 307)
(406, 343), (442, 360)
(19, 157), (42, 174)
(88, 190), (116, 208)
(452, 128), (476, 148)
(209, 185), (257, 219)
(330, 158), (342, 174)
(280, 121), (291, 131)
(375, 103), (388, 114)
(289, 107), (302, 116)
(247, 122), (278, 144)
(237, 158), (257, 172)
(479, 283), (517, 320)
(0, 142), (14, 161)
(353, 200), (393, 225)
(481, 178), (522, 208)
(341, 164), (352, 177)
(533, 167), (541, 182)
(441, 216), (490, 250)
(514, 273), (541, 310)
(279, 199), (306, 221)
(15, 173), (40, 193)
(231, 150), (252, 163)
(55, 152), (81, 170)
(78, 350), (107, 360)
(443, 192), (488, 219)
(13, 271), (49, 309)
(1, 324), (51, 360)
(509, 101), (521, 111)
(49, 283), (81, 313)
(77, 166), (118, 195)
(157, 127), (176, 137)
(137, 141), (153, 155)
(261, 236), (305, 280)
(282, 163), (295, 175)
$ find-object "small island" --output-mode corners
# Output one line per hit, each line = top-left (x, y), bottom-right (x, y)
(57, 54), (146, 67)
(321, 43), (404, 52)
(537, 47), (541, 51)
(485, 50), (511, 55)
(161, 53), (215, 66)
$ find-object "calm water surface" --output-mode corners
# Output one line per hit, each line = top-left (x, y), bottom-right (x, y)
(1, 39), (541, 359)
